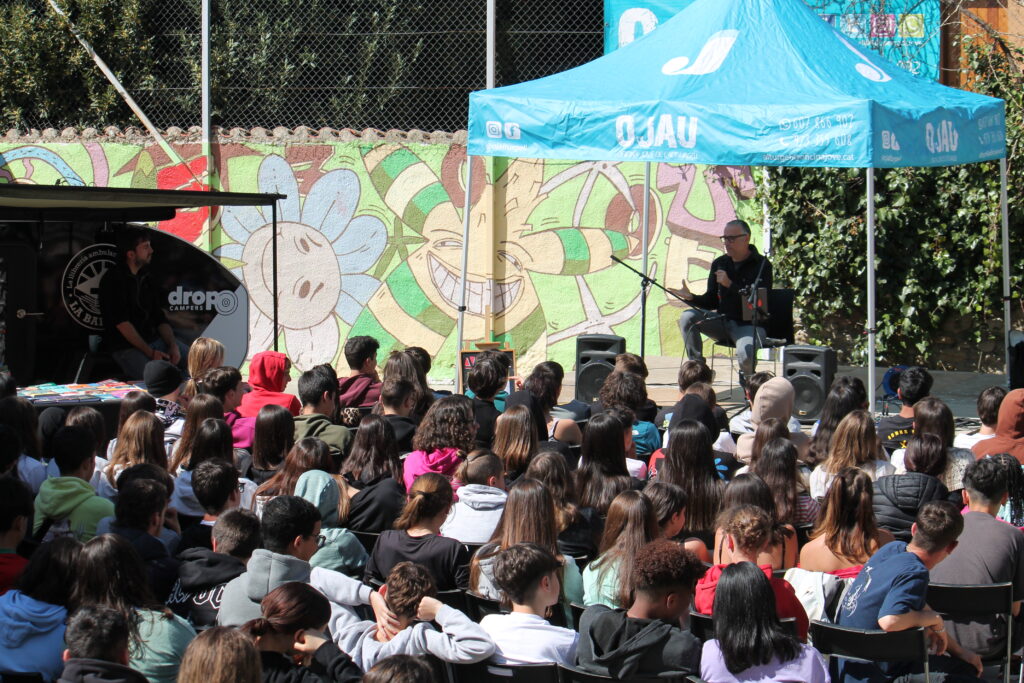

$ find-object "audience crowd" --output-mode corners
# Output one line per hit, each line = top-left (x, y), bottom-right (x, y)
(1, 339), (1022, 683)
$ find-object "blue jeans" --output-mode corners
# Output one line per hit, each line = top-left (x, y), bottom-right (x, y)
(678, 307), (766, 376)
(111, 338), (190, 380)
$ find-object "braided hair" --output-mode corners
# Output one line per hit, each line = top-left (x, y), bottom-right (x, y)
(989, 454), (1024, 527)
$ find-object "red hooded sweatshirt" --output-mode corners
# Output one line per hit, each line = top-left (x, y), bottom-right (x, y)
(238, 351), (301, 418)
(694, 563), (809, 641)
(973, 388), (1024, 464)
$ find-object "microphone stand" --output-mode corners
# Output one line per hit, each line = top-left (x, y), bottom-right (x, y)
(745, 249), (770, 375)
(610, 255), (726, 359)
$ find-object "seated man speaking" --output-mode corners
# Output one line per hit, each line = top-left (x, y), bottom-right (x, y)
(99, 227), (189, 379)
(670, 219), (771, 384)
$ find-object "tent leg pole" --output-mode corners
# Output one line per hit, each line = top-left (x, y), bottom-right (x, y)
(866, 169), (877, 414)
(455, 155), (474, 391)
(640, 161), (651, 358)
(272, 202), (278, 353)
(1000, 157), (1011, 384)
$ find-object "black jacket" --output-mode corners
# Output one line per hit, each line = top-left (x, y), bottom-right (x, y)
(166, 547), (246, 630)
(98, 264), (166, 351)
(576, 605), (701, 678)
(259, 642), (361, 683)
(110, 525), (180, 602)
(344, 474), (406, 534)
(59, 658), (148, 683)
(688, 246), (772, 322)
(557, 506), (603, 560)
(873, 473), (950, 542)
(382, 415), (417, 455)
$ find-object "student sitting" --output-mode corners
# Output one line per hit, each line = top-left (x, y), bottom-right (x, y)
(598, 371), (661, 462)
(362, 655), (436, 683)
(479, 543), (579, 666)
(713, 475), (797, 570)
(441, 451), (507, 544)
(242, 582), (362, 683)
(0, 477), (31, 593)
(335, 561), (494, 671)
(642, 481), (711, 563)
(364, 473), (470, 591)
(953, 386), (1006, 450)
(700, 563), (828, 683)
(293, 368), (352, 462)
(337, 335), (382, 409)
(583, 490), (659, 608)
(197, 367), (256, 450)
(238, 350), (300, 418)
(340, 414), (407, 533)
(577, 539), (705, 679)
(467, 356), (505, 449)
(402, 396), (476, 493)
(110, 479), (180, 601)
(380, 378), (418, 455)
(33, 426), (115, 542)
(177, 627), (261, 683)
(167, 508), (260, 630)
(59, 606), (148, 683)
(177, 459), (241, 554)
(696, 505), (809, 641)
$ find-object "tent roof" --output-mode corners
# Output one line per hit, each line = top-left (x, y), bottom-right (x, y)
(468, 0), (1005, 168)
(0, 184), (285, 221)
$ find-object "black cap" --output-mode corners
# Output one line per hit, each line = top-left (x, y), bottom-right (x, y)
(144, 360), (183, 398)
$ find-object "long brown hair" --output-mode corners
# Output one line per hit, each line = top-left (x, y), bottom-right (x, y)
(256, 438), (333, 499)
(750, 417), (788, 466)
(182, 337), (225, 400)
(752, 438), (800, 525)
(823, 410), (880, 474)
(114, 391), (157, 434)
(393, 472), (453, 531)
(252, 404), (295, 472)
(340, 414), (402, 484)
(659, 420), (722, 531)
(575, 412), (631, 515)
(411, 395), (475, 455)
(492, 404), (536, 476)
(911, 397), (956, 451)
(524, 450), (580, 532)
(469, 478), (561, 592)
(591, 490), (658, 608)
(382, 349), (434, 417)
(178, 627), (261, 683)
(169, 394), (224, 473)
(0, 396), (41, 460)
(809, 467), (879, 564)
(108, 412), (166, 486)
(65, 406), (108, 458)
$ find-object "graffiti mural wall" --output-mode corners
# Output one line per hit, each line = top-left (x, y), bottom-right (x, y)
(0, 136), (759, 380)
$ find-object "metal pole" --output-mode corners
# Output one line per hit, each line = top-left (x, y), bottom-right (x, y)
(455, 157), (474, 389)
(272, 202), (279, 352)
(1001, 157), (1011, 382)
(201, 0), (212, 246)
(866, 168), (877, 414)
(640, 162), (651, 357)
(486, 0), (496, 89)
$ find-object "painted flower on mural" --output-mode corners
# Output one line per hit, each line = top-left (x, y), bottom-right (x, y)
(217, 155), (386, 369)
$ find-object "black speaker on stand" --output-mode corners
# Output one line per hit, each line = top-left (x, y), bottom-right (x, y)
(575, 334), (626, 403)
(783, 345), (836, 423)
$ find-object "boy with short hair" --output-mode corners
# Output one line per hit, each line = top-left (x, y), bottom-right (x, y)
(466, 357), (505, 448)
(168, 508), (260, 629)
(338, 335), (382, 408)
(59, 606), (147, 683)
(294, 368), (351, 459)
(34, 426), (114, 542)
(199, 366), (255, 449)
(440, 451), (506, 543)
(176, 460), (241, 554)
(480, 543), (578, 666)
(954, 385), (1007, 450)
(876, 365), (933, 453)
(111, 479), (179, 600)
(334, 561), (494, 670)
(577, 539), (705, 678)
(381, 378), (418, 454)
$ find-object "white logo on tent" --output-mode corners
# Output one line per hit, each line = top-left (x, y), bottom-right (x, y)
(662, 30), (739, 76)
(837, 36), (891, 83)
(882, 130), (900, 151)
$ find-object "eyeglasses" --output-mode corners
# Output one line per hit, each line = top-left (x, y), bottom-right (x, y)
(720, 234), (747, 243)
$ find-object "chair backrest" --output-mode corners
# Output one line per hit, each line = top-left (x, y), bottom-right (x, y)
(451, 661), (560, 683)
(0, 674), (46, 683)
(809, 621), (928, 665)
(351, 530), (380, 554)
(556, 664), (684, 683)
(464, 542), (486, 558)
(688, 611), (714, 642)
(436, 588), (469, 613)
(570, 603), (586, 631)
(766, 289), (795, 345)
(571, 555), (591, 573)
(465, 590), (506, 621)
(926, 582), (1013, 618)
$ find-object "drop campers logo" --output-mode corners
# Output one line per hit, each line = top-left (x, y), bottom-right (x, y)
(168, 286), (239, 315)
(62, 243), (118, 331)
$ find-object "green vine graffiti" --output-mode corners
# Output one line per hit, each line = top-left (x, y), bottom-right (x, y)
(762, 38), (1024, 370)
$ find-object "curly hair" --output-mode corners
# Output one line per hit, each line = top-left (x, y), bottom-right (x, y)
(719, 505), (776, 554)
(630, 538), (706, 595)
(385, 561), (436, 618)
(598, 371), (648, 412)
(412, 395), (475, 454)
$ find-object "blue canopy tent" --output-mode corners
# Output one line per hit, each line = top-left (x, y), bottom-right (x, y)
(463, 0), (1008, 410)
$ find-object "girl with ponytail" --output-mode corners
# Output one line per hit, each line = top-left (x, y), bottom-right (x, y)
(241, 582), (361, 682)
(363, 472), (470, 591)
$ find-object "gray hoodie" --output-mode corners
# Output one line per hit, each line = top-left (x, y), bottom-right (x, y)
(216, 549), (372, 633)
(334, 603), (495, 671)
(440, 484), (507, 544)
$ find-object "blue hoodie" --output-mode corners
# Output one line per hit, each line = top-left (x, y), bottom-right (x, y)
(0, 589), (67, 681)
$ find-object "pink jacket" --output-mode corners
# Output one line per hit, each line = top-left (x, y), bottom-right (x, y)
(402, 447), (463, 493)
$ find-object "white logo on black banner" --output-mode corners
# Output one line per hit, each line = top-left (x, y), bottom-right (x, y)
(168, 286), (238, 315)
(62, 243), (117, 331)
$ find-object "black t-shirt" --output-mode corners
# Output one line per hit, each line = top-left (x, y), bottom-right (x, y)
(382, 414), (417, 455)
(472, 397), (501, 449)
(176, 522), (214, 555)
(344, 475), (406, 534)
(688, 247), (772, 323)
(364, 529), (470, 591)
(557, 506), (603, 559)
(877, 414), (915, 454)
(98, 264), (167, 351)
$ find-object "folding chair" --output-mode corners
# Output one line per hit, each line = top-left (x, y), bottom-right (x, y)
(689, 611), (796, 642)
(709, 288), (795, 393)
(465, 590), (506, 622)
(809, 621), (930, 683)
(450, 661), (559, 683)
(556, 663), (686, 682)
(351, 530), (380, 555)
(927, 582), (1014, 683)
(436, 588), (469, 613)
(570, 603), (587, 631)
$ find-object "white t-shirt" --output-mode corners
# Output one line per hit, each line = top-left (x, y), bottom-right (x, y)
(953, 431), (995, 450)
(809, 459), (895, 500)
(479, 612), (578, 666)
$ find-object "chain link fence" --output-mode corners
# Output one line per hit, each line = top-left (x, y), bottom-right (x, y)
(3, 0), (603, 133)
